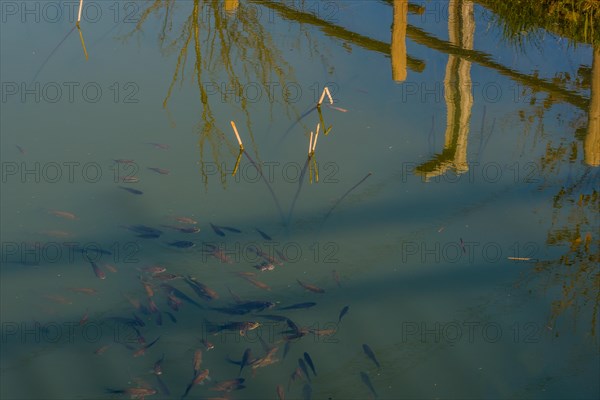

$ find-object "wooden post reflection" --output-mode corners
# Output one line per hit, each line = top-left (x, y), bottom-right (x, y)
(224, 0), (239, 14)
(446, 0), (473, 175)
(391, 0), (408, 82)
(415, 0), (474, 180)
(585, 46), (600, 167)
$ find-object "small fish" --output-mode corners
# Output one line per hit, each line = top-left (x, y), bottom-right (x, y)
(104, 264), (118, 273)
(182, 369), (210, 398)
(303, 352), (317, 376)
(121, 176), (140, 183)
(161, 225), (201, 233)
(248, 245), (282, 266)
(148, 298), (159, 313)
(360, 371), (378, 398)
(89, 260), (106, 280)
(210, 378), (245, 392)
(119, 225), (163, 238)
(210, 223), (225, 237)
(275, 250), (288, 262)
(235, 271), (256, 277)
(221, 226), (242, 233)
(160, 284), (204, 309)
(256, 228), (272, 240)
(280, 302), (316, 311)
(168, 241), (195, 248)
(185, 276), (219, 301)
(147, 167), (170, 175)
(141, 280), (154, 298)
(106, 387), (157, 398)
(209, 321), (260, 336)
(239, 348), (251, 375)
(200, 339), (215, 350)
(302, 384), (312, 400)
(175, 217), (198, 224)
(16, 144), (26, 154)
(152, 272), (180, 281)
(286, 318), (301, 335)
(68, 287), (97, 295)
(132, 336), (160, 357)
(338, 305), (349, 323)
(276, 384), (285, 400)
(146, 142), (170, 150)
(211, 301), (274, 315)
(309, 328), (336, 337)
(298, 359), (311, 383)
(242, 276), (271, 291)
(362, 344), (381, 368)
(123, 294), (142, 311)
(76, 246), (113, 256)
(297, 280), (325, 294)
(251, 346), (279, 370)
(193, 349), (203, 375)
(154, 310), (163, 326)
(93, 344), (111, 355)
(204, 244), (232, 264)
(153, 354), (165, 375)
(79, 311), (89, 326)
(113, 159), (135, 164)
(49, 210), (78, 220)
(332, 270), (341, 287)
(164, 311), (177, 323)
(134, 313), (147, 328)
(140, 265), (167, 275)
(254, 261), (276, 272)
(288, 367), (304, 391)
(119, 186), (143, 195)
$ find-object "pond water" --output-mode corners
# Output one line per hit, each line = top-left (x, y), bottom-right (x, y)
(1, 1), (598, 399)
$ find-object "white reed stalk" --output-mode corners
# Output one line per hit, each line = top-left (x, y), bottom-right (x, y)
(230, 121), (244, 150)
(324, 87), (333, 104)
(318, 87), (327, 106)
(312, 123), (320, 152)
(77, 0), (84, 22)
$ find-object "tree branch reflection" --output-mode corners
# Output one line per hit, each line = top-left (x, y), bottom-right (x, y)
(124, 0), (296, 185)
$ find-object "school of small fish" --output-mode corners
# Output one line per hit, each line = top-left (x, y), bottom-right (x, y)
(11, 115), (384, 399)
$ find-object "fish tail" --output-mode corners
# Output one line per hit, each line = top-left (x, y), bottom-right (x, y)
(106, 388), (125, 394)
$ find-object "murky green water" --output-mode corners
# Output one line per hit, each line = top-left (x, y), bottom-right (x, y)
(1, 1), (598, 399)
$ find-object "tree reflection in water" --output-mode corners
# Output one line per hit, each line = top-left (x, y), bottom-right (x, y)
(516, 47), (599, 339)
(124, 0), (297, 184)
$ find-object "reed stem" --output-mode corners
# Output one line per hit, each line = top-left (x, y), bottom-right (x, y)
(230, 121), (284, 224)
(286, 156), (311, 226)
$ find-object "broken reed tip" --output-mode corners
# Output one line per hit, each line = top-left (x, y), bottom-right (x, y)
(317, 86), (334, 106)
(308, 131), (314, 156)
(230, 120), (244, 150)
(325, 87), (333, 104)
(77, 0), (83, 22)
